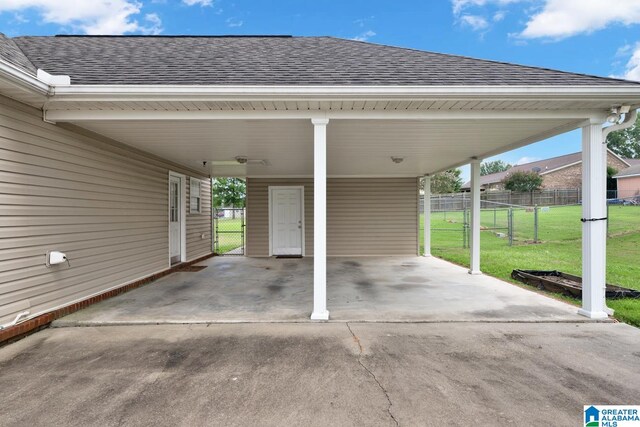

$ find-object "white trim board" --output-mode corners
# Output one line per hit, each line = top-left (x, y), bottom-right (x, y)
(168, 171), (187, 265)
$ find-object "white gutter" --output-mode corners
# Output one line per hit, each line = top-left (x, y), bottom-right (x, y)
(0, 59), (50, 95)
(51, 84), (640, 102)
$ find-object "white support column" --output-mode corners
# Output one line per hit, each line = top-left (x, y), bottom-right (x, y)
(423, 175), (431, 257)
(311, 118), (329, 320)
(578, 121), (609, 319)
(469, 159), (482, 275)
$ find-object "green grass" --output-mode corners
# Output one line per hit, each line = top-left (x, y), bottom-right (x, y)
(214, 217), (244, 254)
(420, 205), (640, 327)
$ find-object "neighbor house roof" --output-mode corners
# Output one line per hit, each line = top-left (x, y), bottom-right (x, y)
(2, 35), (640, 86)
(614, 164), (640, 179)
(462, 149), (631, 189)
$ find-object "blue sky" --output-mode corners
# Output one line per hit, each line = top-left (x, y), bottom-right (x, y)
(1, 0), (639, 180)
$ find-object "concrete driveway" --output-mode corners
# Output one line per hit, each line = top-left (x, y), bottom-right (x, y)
(1, 322), (639, 426)
(54, 256), (584, 324)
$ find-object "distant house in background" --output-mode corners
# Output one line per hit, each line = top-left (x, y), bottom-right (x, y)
(614, 164), (640, 198)
(462, 149), (631, 191)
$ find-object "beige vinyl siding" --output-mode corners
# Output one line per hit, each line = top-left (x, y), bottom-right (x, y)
(186, 177), (212, 260)
(327, 178), (418, 255)
(246, 177), (418, 257)
(0, 95), (212, 325)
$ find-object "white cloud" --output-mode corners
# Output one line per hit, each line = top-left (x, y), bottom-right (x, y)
(226, 17), (243, 28)
(451, 0), (523, 15)
(0, 0), (162, 35)
(492, 10), (506, 22)
(459, 14), (489, 31)
(354, 16), (375, 28)
(182, 0), (213, 6)
(515, 156), (540, 165)
(621, 43), (640, 81)
(140, 13), (163, 35)
(520, 0), (640, 39)
(352, 30), (376, 42)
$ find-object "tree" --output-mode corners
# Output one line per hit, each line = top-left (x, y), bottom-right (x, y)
(501, 171), (543, 192)
(212, 178), (246, 208)
(480, 160), (511, 176)
(430, 169), (463, 194)
(606, 111), (640, 159)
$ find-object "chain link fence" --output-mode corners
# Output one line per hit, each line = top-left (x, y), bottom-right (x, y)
(213, 208), (245, 255)
(427, 201), (542, 250)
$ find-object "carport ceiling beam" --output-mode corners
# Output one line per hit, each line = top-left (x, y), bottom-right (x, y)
(44, 109), (607, 122)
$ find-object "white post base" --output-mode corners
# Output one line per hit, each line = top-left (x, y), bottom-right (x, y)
(310, 310), (330, 321)
(577, 308), (609, 319)
(468, 269), (482, 275)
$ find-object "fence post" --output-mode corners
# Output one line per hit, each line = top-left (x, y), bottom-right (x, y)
(493, 208), (497, 229)
(534, 205), (539, 243)
(463, 209), (469, 249)
(508, 208), (513, 246)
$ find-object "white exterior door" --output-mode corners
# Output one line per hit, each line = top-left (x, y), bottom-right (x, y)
(169, 175), (182, 264)
(271, 187), (303, 256)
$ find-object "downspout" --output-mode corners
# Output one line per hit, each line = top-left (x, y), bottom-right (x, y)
(600, 107), (637, 316)
(37, 69), (71, 124)
(603, 108), (637, 141)
(0, 311), (30, 330)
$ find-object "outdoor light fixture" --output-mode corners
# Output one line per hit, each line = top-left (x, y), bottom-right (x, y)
(606, 108), (620, 124)
(606, 106), (632, 124)
(391, 156), (404, 164)
(235, 156), (248, 164)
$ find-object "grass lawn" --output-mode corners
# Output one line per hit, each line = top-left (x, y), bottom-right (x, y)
(214, 217), (244, 254)
(420, 205), (640, 327)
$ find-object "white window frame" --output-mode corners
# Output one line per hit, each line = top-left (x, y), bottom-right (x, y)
(190, 178), (202, 214)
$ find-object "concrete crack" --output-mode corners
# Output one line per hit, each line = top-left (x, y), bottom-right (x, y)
(346, 322), (399, 427)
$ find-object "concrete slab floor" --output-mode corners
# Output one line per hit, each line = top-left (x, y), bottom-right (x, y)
(54, 256), (588, 326)
(1, 323), (639, 426)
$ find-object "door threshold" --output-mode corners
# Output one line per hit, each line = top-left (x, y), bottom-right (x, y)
(275, 255), (303, 259)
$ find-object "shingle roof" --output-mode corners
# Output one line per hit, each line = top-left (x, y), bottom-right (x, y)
(463, 151), (636, 188)
(0, 33), (36, 75)
(614, 164), (640, 178)
(462, 152), (584, 188)
(2, 35), (638, 86)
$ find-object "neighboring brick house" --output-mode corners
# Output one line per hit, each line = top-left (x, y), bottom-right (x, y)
(614, 164), (640, 199)
(462, 149), (631, 191)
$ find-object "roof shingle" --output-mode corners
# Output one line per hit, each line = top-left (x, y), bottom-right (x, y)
(0, 33), (36, 75)
(3, 35), (639, 86)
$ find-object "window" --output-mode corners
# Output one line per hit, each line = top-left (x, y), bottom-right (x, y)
(190, 178), (202, 214)
(170, 181), (179, 222)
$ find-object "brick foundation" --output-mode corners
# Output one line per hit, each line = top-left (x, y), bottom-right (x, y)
(0, 253), (215, 346)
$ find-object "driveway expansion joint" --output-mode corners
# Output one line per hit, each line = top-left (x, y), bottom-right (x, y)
(346, 322), (399, 427)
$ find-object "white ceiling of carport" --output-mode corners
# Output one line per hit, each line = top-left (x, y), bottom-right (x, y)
(75, 118), (579, 177)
